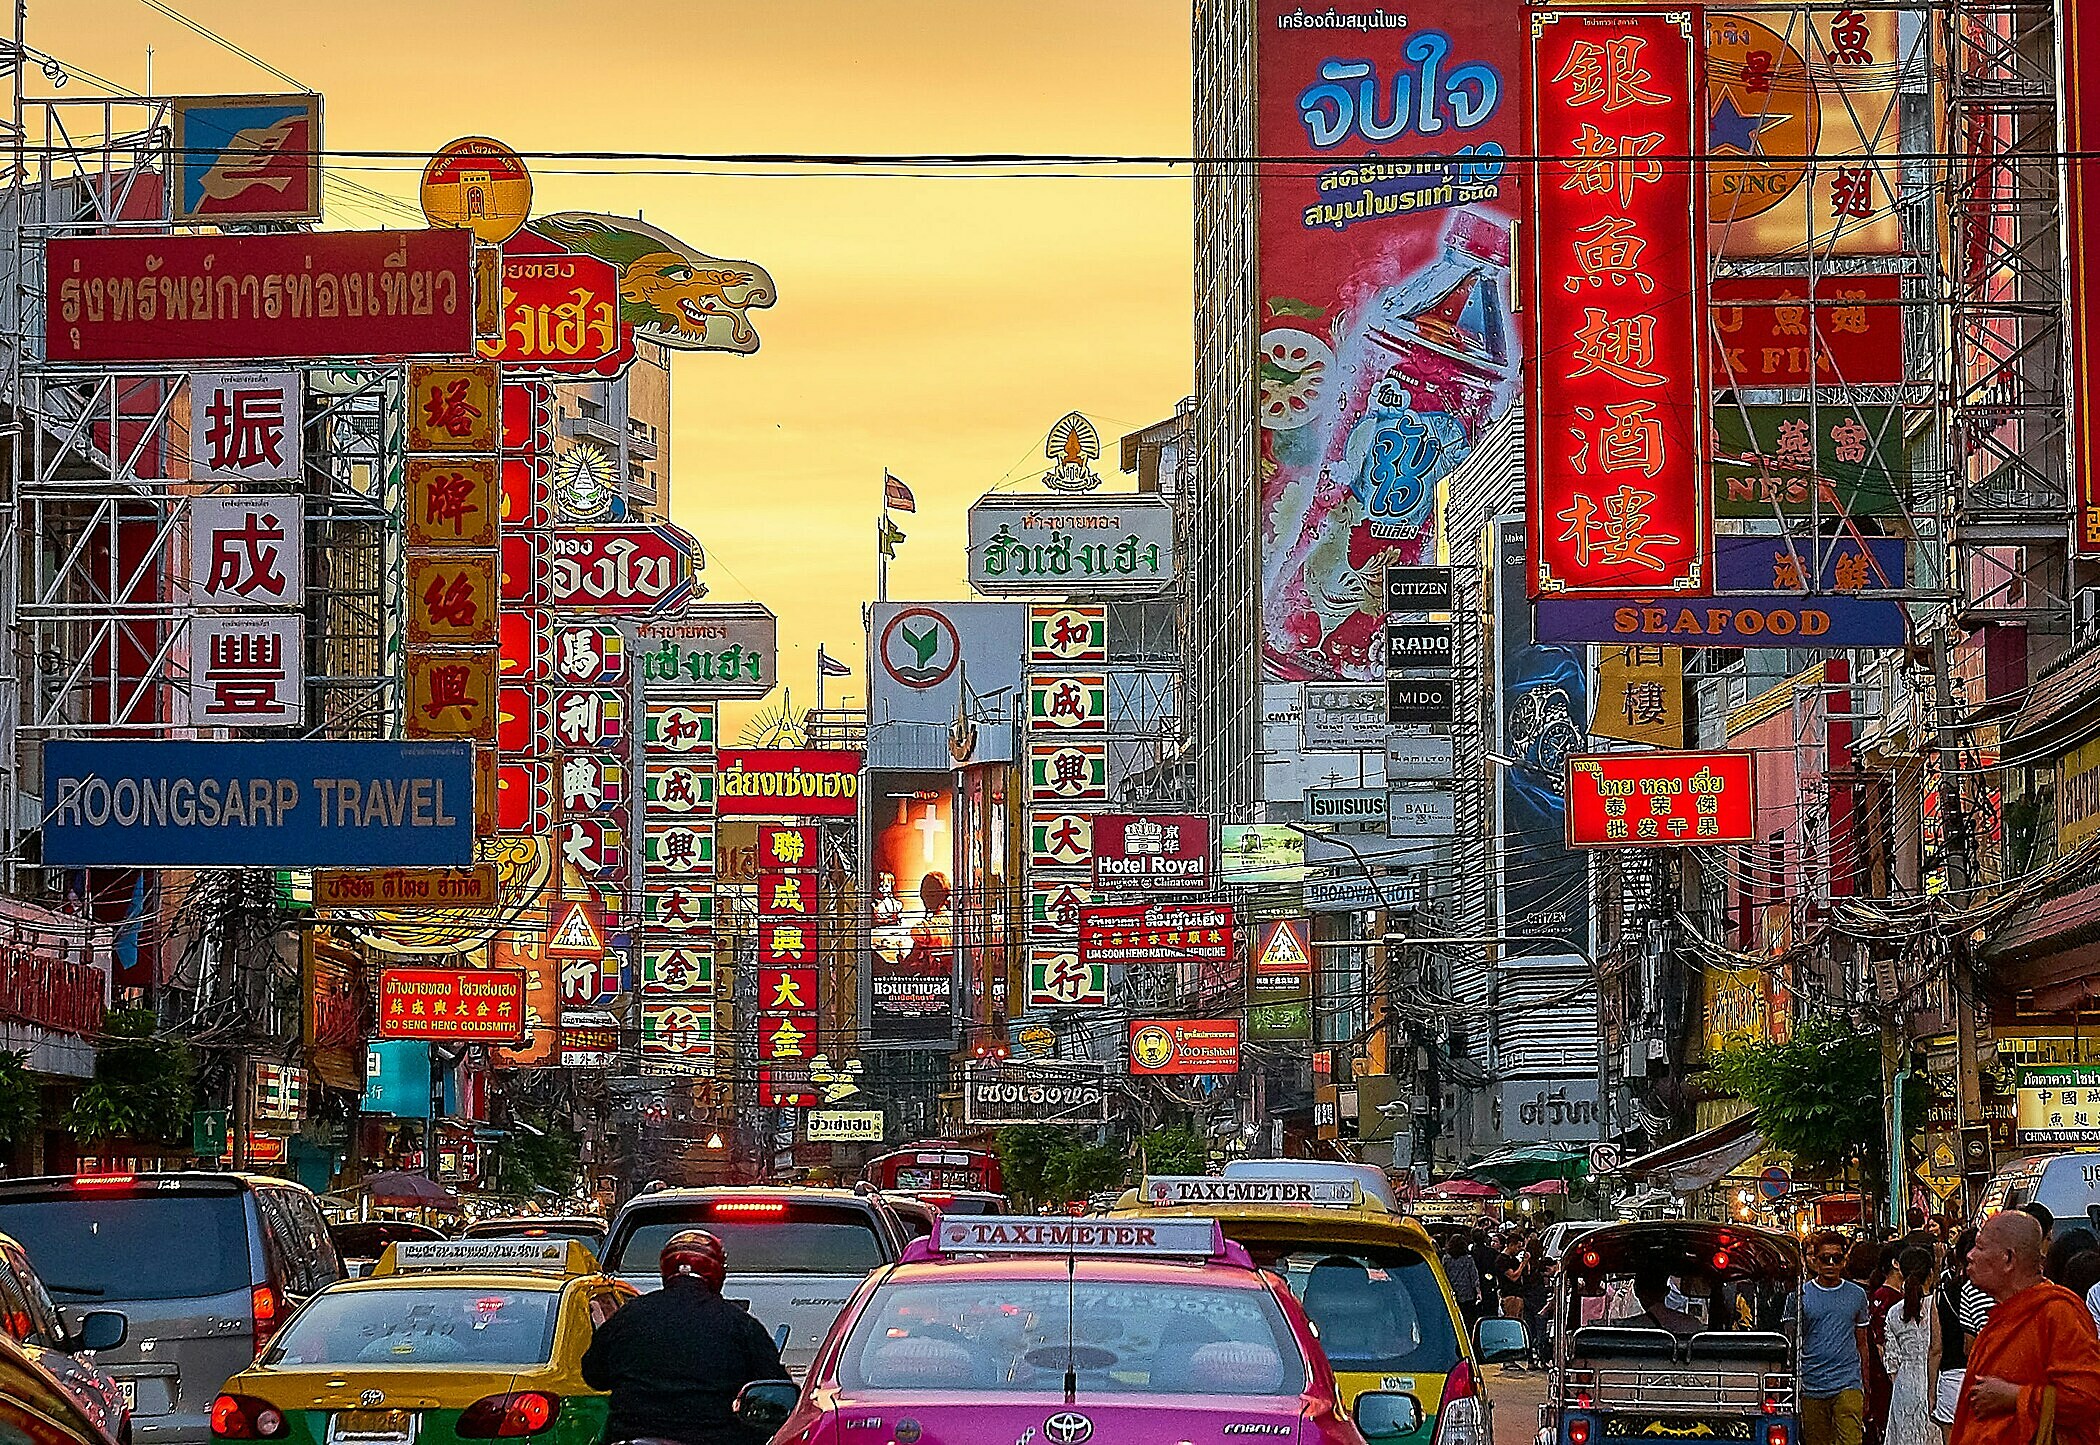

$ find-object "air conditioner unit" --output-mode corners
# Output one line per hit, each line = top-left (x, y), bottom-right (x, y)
(2078, 587), (2100, 642)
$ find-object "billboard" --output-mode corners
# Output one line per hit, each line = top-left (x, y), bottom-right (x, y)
(171, 94), (322, 224)
(1535, 535), (1910, 646)
(1219, 824), (1305, 885)
(190, 495), (304, 608)
(1129, 1018), (1243, 1076)
(1527, 8), (1706, 598)
(191, 370), (303, 482)
(2077, 0), (2100, 554)
(1565, 750), (1758, 847)
(1250, 917), (1313, 1043)
(868, 771), (955, 1045)
(1256, 0), (1521, 681)
(1090, 813), (1212, 892)
(1710, 276), (1905, 389)
(1301, 682), (1388, 752)
(1494, 519), (1590, 942)
(47, 230), (474, 362)
(868, 602), (1026, 769)
(715, 750), (861, 817)
(41, 740), (476, 868)
(377, 968), (526, 1042)
(962, 1063), (1111, 1125)
(966, 495), (1174, 595)
(1078, 903), (1237, 972)
(1711, 404), (1905, 518)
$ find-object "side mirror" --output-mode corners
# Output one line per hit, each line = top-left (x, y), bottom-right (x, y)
(1476, 1315), (1530, 1363)
(73, 1311), (126, 1353)
(1356, 1391), (1426, 1440)
(733, 1380), (799, 1433)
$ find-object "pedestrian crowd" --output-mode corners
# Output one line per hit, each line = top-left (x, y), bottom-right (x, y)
(1434, 1204), (2100, 1445)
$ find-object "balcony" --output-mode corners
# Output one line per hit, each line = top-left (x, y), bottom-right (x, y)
(561, 411), (624, 451)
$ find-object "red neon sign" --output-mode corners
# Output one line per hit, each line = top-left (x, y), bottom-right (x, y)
(1527, 9), (1707, 597)
(1564, 750), (1757, 848)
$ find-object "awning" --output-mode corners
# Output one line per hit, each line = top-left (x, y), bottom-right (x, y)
(1467, 1143), (1589, 1187)
(1613, 1111), (1764, 1194)
(1426, 1178), (1503, 1198)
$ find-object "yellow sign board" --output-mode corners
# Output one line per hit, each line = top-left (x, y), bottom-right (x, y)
(2061, 735), (2100, 854)
(406, 651), (496, 741)
(314, 866), (500, 910)
(1704, 965), (1770, 1060)
(420, 137), (533, 247)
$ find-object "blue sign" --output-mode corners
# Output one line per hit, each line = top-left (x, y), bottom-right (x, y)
(1535, 536), (1908, 647)
(363, 1041), (431, 1119)
(41, 740), (475, 867)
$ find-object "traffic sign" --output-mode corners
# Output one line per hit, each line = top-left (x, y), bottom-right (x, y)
(1758, 1165), (1792, 1201)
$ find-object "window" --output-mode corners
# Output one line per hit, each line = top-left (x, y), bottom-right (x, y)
(0, 1192), (252, 1302)
(1254, 1247), (1460, 1374)
(837, 1274), (1304, 1396)
(609, 1205), (889, 1276)
(266, 1287), (562, 1367)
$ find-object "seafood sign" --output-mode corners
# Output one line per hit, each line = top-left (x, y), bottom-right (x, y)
(1256, 0), (1523, 681)
(45, 229), (474, 362)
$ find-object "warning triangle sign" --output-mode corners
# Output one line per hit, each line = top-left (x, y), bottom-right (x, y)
(548, 900), (603, 957)
(1258, 920), (1309, 975)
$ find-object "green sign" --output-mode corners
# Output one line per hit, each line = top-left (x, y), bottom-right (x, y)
(1249, 1000), (1311, 1043)
(1711, 404), (1905, 517)
(192, 1109), (230, 1159)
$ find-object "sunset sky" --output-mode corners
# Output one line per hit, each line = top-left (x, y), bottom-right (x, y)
(31, 0), (1196, 734)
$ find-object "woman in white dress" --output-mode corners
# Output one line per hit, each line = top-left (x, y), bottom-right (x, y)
(1882, 1244), (1939, 1445)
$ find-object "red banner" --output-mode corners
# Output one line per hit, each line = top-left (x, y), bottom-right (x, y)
(1129, 1018), (1242, 1076)
(2074, 0), (2100, 553)
(1077, 903), (1237, 971)
(1527, 8), (1707, 596)
(1710, 275), (1904, 389)
(1564, 750), (1756, 847)
(717, 749), (861, 817)
(47, 229), (475, 362)
(378, 967), (526, 1041)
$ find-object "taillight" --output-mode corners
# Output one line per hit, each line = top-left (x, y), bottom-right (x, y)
(1435, 1361), (1484, 1445)
(249, 1284), (279, 1352)
(211, 1395), (286, 1439)
(1767, 1426), (1789, 1445)
(1570, 1420), (1593, 1445)
(73, 1173), (137, 1189)
(711, 1199), (788, 1216)
(457, 1393), (560, 1438)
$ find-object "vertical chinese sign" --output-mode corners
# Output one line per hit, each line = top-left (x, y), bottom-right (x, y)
(1527, 8), (1707, 597)
(639, 697), (718, 1076)
(1023, 606), (1111, 1013)
(756, 825), (820, 1100)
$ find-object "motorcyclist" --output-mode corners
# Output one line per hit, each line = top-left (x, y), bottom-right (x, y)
(580, 1229), (790, 1445)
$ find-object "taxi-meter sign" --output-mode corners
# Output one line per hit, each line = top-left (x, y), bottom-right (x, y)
(933, 1216), (1223, 1258)
(1142, 1176), (1356, 1208)
(386, 1239), (567, 1272)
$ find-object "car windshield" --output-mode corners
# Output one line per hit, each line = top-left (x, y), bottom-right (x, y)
(466, 1224), (603, 1247)
(837, 1273), (1305, 1396)
(0, 1193), (250, 1301)
(611, 1206), (887, 1275)
(1251, 1246), (1460, 1374)
(266, 1287), (562, 1367)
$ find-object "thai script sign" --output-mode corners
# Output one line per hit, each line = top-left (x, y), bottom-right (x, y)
(1535, 535), (1908, 646)
(962, 1063), (1110, 1125)
(1129, 1018), (1243, 1076)
(171, 94), (322, 225)
(1078, 903), (1236, 971)
(716, 749), (861, 817)
(0, 943), (106, 1038)
(1090, 813), (1212, 891)
(46, 229), (474, 362)
(1528, 9), (1706, 597)
(806, 1109), (884, 1143)
(479, 250), (632, 374)
(313, 866), (499, 910)
(545, 526), (701, 613)
(2015, 1066), (2100, 1145)
(1565, 749), (1757, 848)
(1305, 787), (1386, 833)
(2061, 734), (2100, 854)
(632, 605), (778, 699)
(377, 967), (526, 1042)
(966, 495), (1175, 595)
(1301, 682), (1388, 751)
(41, 740), (475, 867)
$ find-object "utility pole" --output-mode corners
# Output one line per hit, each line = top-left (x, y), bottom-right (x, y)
(1931, 623), (1986, 1206)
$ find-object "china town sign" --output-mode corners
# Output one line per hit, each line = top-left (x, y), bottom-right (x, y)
(547, 525), (702, 613)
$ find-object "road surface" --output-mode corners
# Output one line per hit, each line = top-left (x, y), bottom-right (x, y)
(1487, 1362), (1548, 1445)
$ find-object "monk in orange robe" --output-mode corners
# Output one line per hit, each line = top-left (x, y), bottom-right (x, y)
(1952, 1210), (2100, 1445)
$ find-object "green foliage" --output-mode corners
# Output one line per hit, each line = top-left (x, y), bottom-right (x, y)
(492, 1112), (580, 1197)
(1138, 1124), (1208, 1177)
(995, 1125), (1127, 1209)
(67, 1009), (194, 1145)
(1703, 1011), (1926, 1191)
(0, 1052), (40, 1143)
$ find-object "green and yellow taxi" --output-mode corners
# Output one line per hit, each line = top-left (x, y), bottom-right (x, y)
(211, 1239), (633, 1445)
(1115, 1176), (1513, 1445)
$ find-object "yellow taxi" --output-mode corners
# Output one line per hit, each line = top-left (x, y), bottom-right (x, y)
(1116, 1176), (1510, 1445)
(210, 1239), (633, 1445)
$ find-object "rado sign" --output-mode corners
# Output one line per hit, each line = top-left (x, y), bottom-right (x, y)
(962, 1063), (1110, 1125)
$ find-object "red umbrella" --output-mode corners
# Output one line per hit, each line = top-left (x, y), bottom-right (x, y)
(1519, 1179), (1569, 1196)
(360, 1170), (462, 1210)
(1427, 1178), (1502, 1198)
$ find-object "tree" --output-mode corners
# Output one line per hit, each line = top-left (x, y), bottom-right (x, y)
(995, 1125), (1129, 1209)
(1703, 1010), (1926, 1198)
(1137, 1123), (1208, 1176)
(67, 1009), (195, 1145)
(491, 1111), (581, 1197)
(0, 1052), (40, 1144)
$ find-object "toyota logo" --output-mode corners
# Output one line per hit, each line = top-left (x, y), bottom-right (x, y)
(1045, 1413), (1093, 1444)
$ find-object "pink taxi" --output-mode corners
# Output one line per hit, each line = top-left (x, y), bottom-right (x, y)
(729, 1214), (1427, 1445)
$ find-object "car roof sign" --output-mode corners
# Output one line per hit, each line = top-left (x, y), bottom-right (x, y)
(1144, 1175), (1358, 1207)
(372, 1238), (594, 1276)
(933, 1215), (1223, 1258)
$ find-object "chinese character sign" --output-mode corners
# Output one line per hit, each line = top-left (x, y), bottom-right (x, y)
(756, 823), (821, 1074)
(189, 495), (304, 607)
(189, 615), (303, 726)
(1564, 749), (1756, 847)
(1527, 9), (1707, 597)
(191, 371), (302, 482)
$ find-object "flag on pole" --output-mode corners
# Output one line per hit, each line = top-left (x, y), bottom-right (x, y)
(817, 645), (851, 678)
(878, 515), (907, 558)
(884, 471), (916, 513)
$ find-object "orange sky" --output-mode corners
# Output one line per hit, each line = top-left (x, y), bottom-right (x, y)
(30, 0), (1195, 735)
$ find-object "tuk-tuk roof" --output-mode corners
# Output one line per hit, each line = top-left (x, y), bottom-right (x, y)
(1559, 1219), (1802, 1278)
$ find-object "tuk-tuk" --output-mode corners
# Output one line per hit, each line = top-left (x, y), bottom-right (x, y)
(1545, 1220), (1801, 1445)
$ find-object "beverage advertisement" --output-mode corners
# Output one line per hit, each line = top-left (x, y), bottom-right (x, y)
(1256, 0), (1522, 681)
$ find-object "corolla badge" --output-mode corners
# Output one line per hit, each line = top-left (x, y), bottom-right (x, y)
(1045, 1413), (1094, 1445)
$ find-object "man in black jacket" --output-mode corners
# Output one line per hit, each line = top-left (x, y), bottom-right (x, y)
(581, 1229), (790, 1445)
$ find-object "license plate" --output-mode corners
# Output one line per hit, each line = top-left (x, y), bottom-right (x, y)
(113, 1380), (135, 1412)
(332, 1410), (415, 1445)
